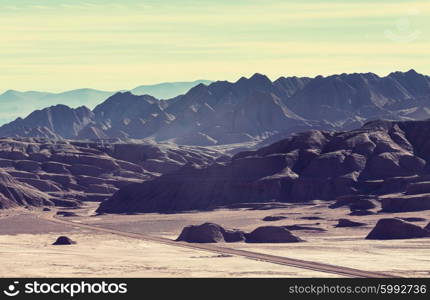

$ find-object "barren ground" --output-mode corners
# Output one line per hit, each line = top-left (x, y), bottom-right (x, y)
(1, 202), (430, 277)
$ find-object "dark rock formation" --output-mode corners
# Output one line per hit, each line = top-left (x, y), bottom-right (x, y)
(366, 218), (430, 240)
(300, 216), (324, 220)
(262, 215), (287, 222)
(223, 229), (246, 243)
(349, 199), (376, 211)
(52, 236), (76, 245)
(245, 226), (303, 243)
(397, 217), (426, 222)
(405, 182), (430, 195)
(335, 219), (366, 227)
(329, 195), (375, 209)
(56, 211), (78, 217)
(176, 223), (225, 243)
(349, 210), (375, 216)
(283, 225), (326, 232)
(176, 223), (245, 243)
(382, 194), (430, 212)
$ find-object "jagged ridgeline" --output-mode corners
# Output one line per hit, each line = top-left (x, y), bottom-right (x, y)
(1, 70), (429, 146)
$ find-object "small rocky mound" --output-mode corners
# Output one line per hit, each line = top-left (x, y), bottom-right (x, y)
(223, 229), (246, 242)
(56, 211), (78, 217)
(349, 199), (376, 211)
(245, 226), (303, 243)
(262, 215), (287, 222)
(52, 236), (76, 245)
(366, 218), (430, 240)
(349, 209), (375, 216)
(300, 216), (324, 220)
(176, 223), (245, 243)
(405, 181), (430, 195)
(335, 219), (366, 228)
(382, 194), (430, 212)
(329, 195), (375, 209)
(398, 217), (426, 222)
(284, 225), (326, 232)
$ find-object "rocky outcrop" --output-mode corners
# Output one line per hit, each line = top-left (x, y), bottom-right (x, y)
(329, 195), (375, 209)
(262, 215), (288, 222)
(349, 199), (376, 211)
(176, 223), (245, 243)
(245, 226), (303, 243)
(98, 119), (430, 213)
(349, 210), (375, 216)
(366, 218), (430, 240)
(335, 219), (366, 228)
(56, 211), (78, 217)
(176, 223), (303, 243)
(52, 236), (76, 245)
(381, 194), (430, 212)
(405, 182), (430, 195)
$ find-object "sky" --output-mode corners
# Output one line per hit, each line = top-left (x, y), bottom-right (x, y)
(0, 0), (429, 92)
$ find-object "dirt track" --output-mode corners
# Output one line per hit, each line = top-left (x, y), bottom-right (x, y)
(38, 212), (397, 278)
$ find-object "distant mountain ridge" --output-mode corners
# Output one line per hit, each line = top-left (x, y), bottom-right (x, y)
(0, 70), (429, 145)
(0, 80), (212, 124)
(131, 80), (212, 99)
(0, 89), (113, 125)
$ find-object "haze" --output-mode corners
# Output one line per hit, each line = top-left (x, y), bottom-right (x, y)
(0, 0), (429, 92)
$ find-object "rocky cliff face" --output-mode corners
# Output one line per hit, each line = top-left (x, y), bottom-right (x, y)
(97, 119), (430, 213)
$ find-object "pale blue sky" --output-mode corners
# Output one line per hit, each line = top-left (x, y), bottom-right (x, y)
(0, 0), (428, 92)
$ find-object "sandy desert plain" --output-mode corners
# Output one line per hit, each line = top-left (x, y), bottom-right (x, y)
(1, 200), (430, 278)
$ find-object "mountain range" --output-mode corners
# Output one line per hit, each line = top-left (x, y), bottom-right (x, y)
(0, 70), (429, 146)
(0, 80), (211, 125)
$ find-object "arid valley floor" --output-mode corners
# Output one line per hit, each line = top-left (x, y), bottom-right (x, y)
(2, 202), (430, 278)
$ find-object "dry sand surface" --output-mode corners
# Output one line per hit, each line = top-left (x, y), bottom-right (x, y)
(0, 208), (337, 278)
(72, 202), (430, 277)
(1, 202), (430, 277)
